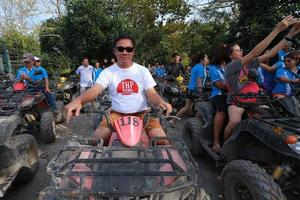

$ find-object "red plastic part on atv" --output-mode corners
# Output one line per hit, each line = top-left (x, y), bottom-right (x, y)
(113, 116), (143, 147)
(13, 82), (26, 92)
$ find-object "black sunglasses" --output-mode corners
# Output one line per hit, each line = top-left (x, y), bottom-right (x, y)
(116, 46), (134, 53)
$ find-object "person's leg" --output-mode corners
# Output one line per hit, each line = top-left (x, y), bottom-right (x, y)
(146, 118), (169, 145)
(212, 111), (226, 152)
(94, 112), (120, 145)
(94, 127), (112, 145)
(224, 105), (244, 141)
(170, 99), (192, 127)
(44, 91), (57, 111)
(175, 99), (193, 118)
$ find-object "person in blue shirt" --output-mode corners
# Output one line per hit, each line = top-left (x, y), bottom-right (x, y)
(272, 52), (300, 98)
(93, 61), (103, 83)
(16, 53), (36, 84)
(277, 43), (291, 62)
(154, 63), (166, 78)
(16, 54), (57, 112)
(33, 57), (57, 112)
(272, 52), (300, 115)
(209, 45), (228, 153)
(260, 58), (286, 95)
(170, 53), (209, 127)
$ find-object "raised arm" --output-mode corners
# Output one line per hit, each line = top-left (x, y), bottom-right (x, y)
(259, 22), (300, 63)
(241, 15), (298, 66)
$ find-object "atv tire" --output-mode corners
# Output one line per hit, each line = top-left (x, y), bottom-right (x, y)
(12, 134), (39, 184)
(40, 111), (56, 143)
(54, 100), (65, 123)
(182, 118), (205, 156)
(221, 160), (286, 200)
(186, 188), (211, 200)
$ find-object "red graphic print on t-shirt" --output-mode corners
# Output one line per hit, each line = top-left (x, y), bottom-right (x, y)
(117, 79), (139, 95)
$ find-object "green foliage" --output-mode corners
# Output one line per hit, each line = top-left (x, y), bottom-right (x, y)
(2, 29), (40, 56)
(229, 0), (300, 52)
(40, 0), (192, 66)
(1, 28), (40, 71)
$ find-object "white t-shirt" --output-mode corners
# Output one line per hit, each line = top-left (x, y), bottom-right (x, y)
(96, 62), (156, 113)
(76, 65), (93, 87)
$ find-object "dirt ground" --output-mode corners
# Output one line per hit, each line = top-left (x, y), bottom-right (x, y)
(2, 114), (223, 200)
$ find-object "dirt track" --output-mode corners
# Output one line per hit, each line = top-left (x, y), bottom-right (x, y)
(3, 114), (222, 200)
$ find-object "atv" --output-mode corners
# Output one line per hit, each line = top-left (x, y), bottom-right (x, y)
(183, 92), (300, 200)
(55, 76), (80, 105)
(0, 85), (39, 197)
(156, 75), (187, 114)
(39, 107), (209, 200)
(12, 81), (57, 143)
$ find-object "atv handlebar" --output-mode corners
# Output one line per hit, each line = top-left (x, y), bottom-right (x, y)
(80, 106), (113, 130)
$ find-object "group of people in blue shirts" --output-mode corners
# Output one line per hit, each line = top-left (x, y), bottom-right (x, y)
(258, 45), (300, 98)
(173, 44), (300, 153)
(16, 53), (58, 113)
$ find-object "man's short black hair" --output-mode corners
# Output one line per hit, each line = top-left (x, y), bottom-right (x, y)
(82, 57), (88, 62)
(114, 34), (136, 48)
(172, 52), (180, 58)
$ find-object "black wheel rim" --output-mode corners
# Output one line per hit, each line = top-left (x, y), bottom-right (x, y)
(231, 178), (254, 200)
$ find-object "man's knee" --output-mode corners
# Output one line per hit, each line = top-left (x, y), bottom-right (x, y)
(94, 127), (111, 144)
(147, 128), (169, 145)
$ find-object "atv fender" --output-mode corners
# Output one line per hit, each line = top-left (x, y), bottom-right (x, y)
(0, 115), (21, 144)
(222, 119), (300, 162)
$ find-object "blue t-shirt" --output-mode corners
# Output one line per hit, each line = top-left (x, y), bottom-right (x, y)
(154, 67), (166, 78)
(93, 67), (103, 82)
(209, 64), (225, 98)
(188, 64), (206, 91)
(31, 66), (48, 81)
(16, 66), (36, 84)
(260, 61), (285, 93)
(278, 50), (286, 62)
(272, 68), (298, 96)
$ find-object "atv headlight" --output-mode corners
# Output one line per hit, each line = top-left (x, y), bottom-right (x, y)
(21, 96), (35, 108)
(288, 142), (300, 154)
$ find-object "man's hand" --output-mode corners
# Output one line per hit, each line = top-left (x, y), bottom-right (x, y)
(291, 79), (300, 84)
(276, 15), (298, 33)
(287, 20), (300, 37)
(158, 100), (172, 115)
(21, 74), (29, 80)
(64, 99), (82, 123)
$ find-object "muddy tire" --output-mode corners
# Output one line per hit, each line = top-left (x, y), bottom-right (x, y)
(38, 187), (61, 200)
(221, 160), (286, 200)
(182, 118), (205, 156)
(40, 111), (56, 143)
(186, 187), (211, 200)
(12, 134), (39, 184)
(54, 100), (65, 123)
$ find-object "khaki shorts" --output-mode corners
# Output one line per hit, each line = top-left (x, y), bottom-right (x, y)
(99, 110), (162, 132)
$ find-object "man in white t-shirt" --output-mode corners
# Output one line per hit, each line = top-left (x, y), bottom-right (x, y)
(65, 35), (172, 145)
(76, 58), (94, 93)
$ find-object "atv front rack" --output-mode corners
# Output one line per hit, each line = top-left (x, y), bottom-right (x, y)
(0, 89), (43, 115)
(46, 137), (199, 198)
(0, 91), (21, 116)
